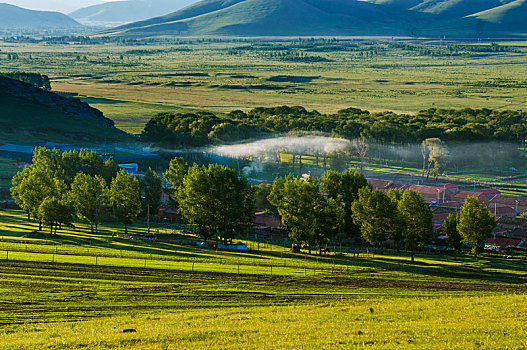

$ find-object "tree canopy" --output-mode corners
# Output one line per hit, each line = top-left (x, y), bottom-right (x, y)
(458, 196), (496, 260)
(142, 106), (527, 146)
(177, 164), (255, 242)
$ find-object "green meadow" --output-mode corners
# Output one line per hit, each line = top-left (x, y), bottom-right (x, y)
(1, 39), (527, 133)
(0, 209), (526, 348)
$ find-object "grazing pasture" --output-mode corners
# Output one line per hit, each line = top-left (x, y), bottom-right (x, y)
(0, 209), (526, 348)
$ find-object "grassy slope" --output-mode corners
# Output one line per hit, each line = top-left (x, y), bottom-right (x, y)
(469, 0), (527, 26)
(0, 4), (81, 29)
(0, 208), (526, 348)
(108, 0), (424, 36)
(0, 94), (128, 144)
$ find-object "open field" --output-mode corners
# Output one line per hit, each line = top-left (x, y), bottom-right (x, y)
(0, 209), (526, 348)
(1, 39), (527, 134)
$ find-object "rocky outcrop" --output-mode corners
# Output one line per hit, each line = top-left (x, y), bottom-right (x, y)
(0, 76), (115, 128)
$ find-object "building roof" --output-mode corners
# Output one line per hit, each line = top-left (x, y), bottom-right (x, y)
(407, 185), (447, 195)
(486, 237), (522, 247)
(254, 213), (283, 229)
(433, 213), (452, 221)
(490, 195), (527, 207)
(474, 189), (501, 195)
(367, 179), (392, 190)
(431, 184), (459, 190)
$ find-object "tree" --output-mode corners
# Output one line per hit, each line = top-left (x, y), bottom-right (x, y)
(109, 170), (142, 234)
(398, 190), (433, 262)
(443, 213), (462, 251)
(254, 183), (276, 213)
(353, 136), (369, 173)
(458, 196), (496, 261)
(269, 175), (339, 253)
(141, 168), (163, 230)
(38, 197), (75, 235)
(352, 187), (398, 247)
(70, 173), (108, 233)
(177, 164), (254, 243)
(164, 157), (189, 207)
(386, 188), (405, 247)
(10, 165), (64, 230)
(421, 138), (449, 180)
(321, 169), (368, 239)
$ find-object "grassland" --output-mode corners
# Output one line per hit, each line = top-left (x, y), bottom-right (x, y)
(1, 40), (527, 134)
(0, 208), (526, 348)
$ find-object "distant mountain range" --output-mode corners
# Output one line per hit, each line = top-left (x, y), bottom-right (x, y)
(70, 0), (199, 27)
(102, 0), (527, 38)
(0, 3), (82, 30)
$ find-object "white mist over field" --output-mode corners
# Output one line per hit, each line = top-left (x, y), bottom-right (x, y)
(210, 135), (351, 158)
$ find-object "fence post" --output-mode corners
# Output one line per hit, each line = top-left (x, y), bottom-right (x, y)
(120, 250), (122, 258)
(238, 264), (240, 274)
(52, 254), (54, 263)
(6, 251), (8, 260)
(144, 259), (147, 268)
(192, 262), (195, 273)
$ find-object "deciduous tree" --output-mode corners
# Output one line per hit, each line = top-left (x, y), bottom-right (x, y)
(109, 170), (142, 235)
(458, 196), (496, 261)
(398, 190), (433, 262)
(70, 173), (108, 233)
(177, 164), (254, 242)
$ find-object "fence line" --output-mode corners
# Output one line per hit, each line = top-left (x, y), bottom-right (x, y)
(1, 250), (356, 278)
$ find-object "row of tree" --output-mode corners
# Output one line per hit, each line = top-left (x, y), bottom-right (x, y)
(269, 171), (495, 260)
(10, 148), (162, 235)
(10, 149), (496, 260)
(142, 106), (527, 147)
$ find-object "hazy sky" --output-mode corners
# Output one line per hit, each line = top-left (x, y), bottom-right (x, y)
(1, 0), (120, 13)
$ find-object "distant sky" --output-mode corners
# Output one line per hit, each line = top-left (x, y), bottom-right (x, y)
(1, 0), (122, 13)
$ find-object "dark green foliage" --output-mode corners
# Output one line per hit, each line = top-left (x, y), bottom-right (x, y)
(177, 164), (255, 242)
(109, 170), (142, 235)
(140, 168), (163, 217)
(141, 111), (262, 146)
(352, 187), (399, 247)
(38, 197), (75, 235)
(458, 196), (496, 260)
(253, 184), (276, 213)
(164, 157), (189, 208)
(142, 106), (527, 146)
(398, 190), (433, 261)
(443, 213), (462, 251)
(321, 170), (369, 238)
(269, 175), (340, 251)
(0, 72), (51, 90)
(70, 173), (109, 233)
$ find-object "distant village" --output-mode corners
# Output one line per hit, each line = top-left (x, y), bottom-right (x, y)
(241, 178), (527, 255)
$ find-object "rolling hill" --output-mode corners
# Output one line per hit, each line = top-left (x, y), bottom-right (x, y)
(103, 0), (527, 37)
(367, 0), (512, 17)
(105, 0), (433, 37)
(0, 3), (82, 30)
(469, 0), (527, 31)
(70, 0), (198, 27)
(0, 76), (125, 144)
